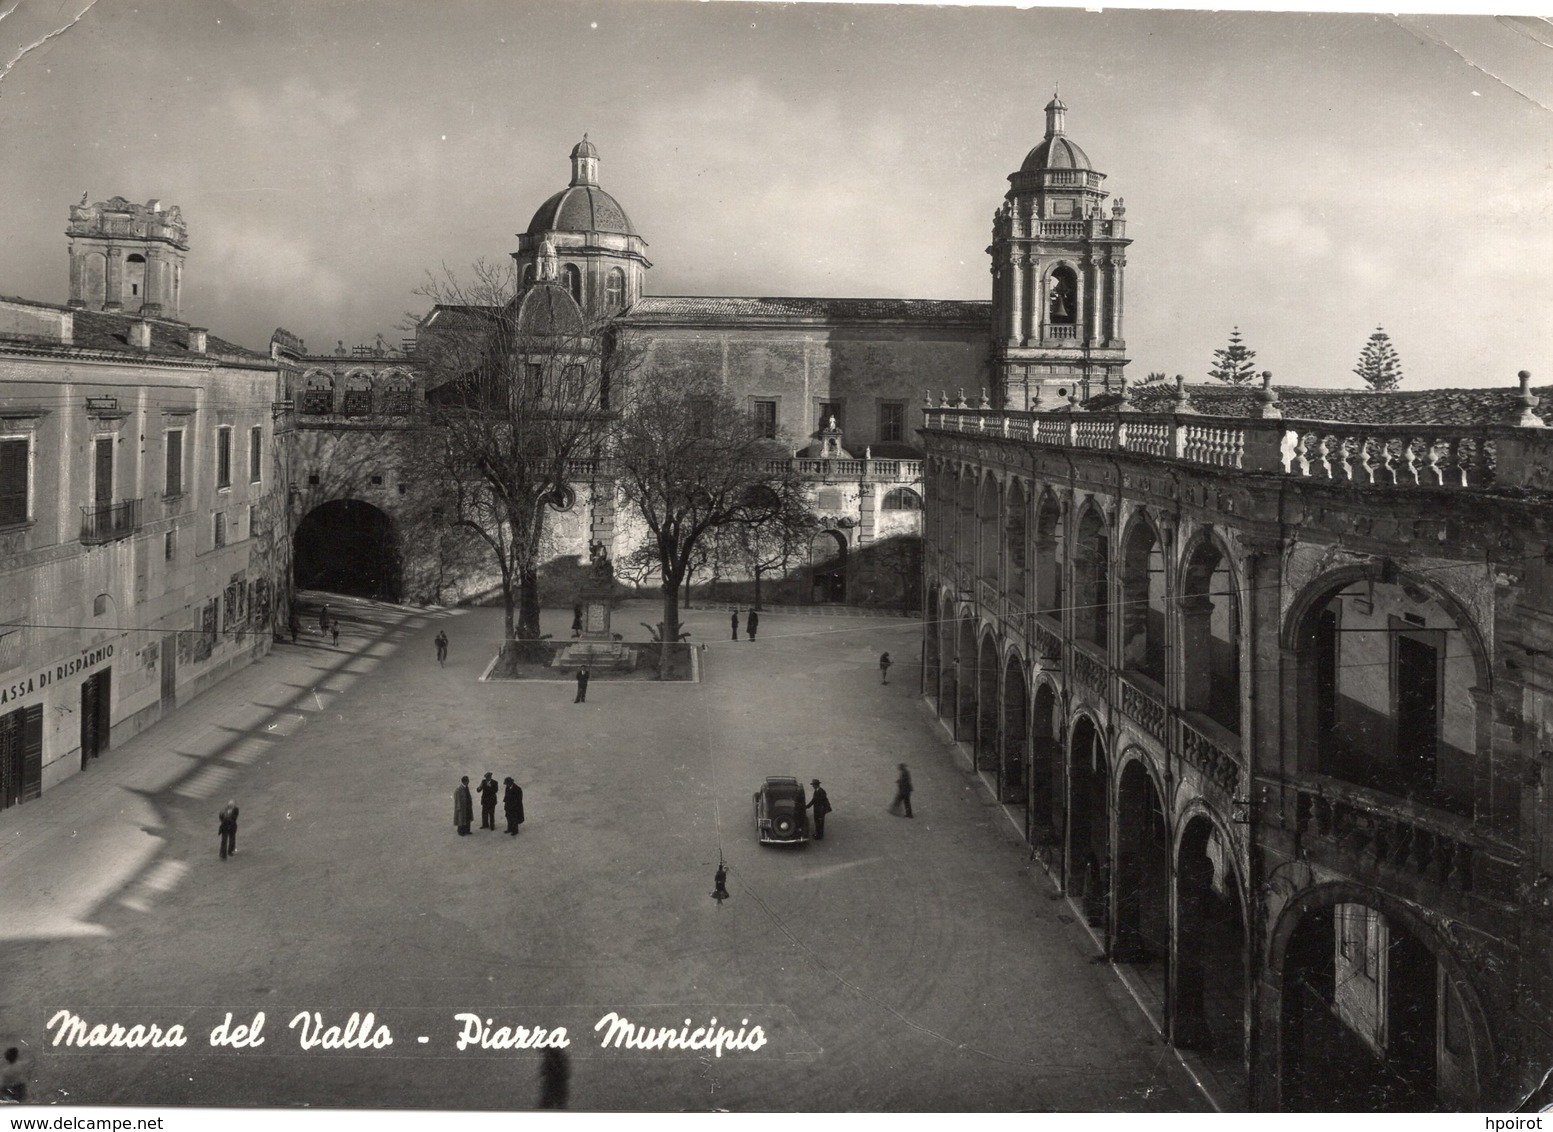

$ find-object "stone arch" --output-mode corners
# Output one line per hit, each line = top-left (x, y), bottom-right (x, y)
(1173, 807), (1249, 1082)
(1282, 563), (1491, 817)
(1029, 677), (1062, 848)
(1067, 711), (1111, 927)
(379, 368), (414, 415)
(1004, 478), (1028, 611)
(342, 368), (374, 417)
(301, 369), (336, 415)
(955, 613), (977, 741)
(1178, 527), (1241, 734)
(1268, 882), (1491, 1110)
(294, 498), (401, 601)
(882, 486), (922, 511)
(1114, 751), (1170, 979)
(975, 628), (1000, 772)
(809, 528), (847, 604)
(955, 468), (976, 570)
(1034, 489), (1064, 619)
(1001, 650), (1029, 805)
(935, 588), (956, 721)
(977, 473), (1000, 585)
(1073, 498), (1110, 647)
(1119, 507), (1167, 684)
(1044, 261), (1080, 328)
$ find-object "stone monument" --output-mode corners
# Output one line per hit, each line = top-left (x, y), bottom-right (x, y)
(554, 542), (634, 670)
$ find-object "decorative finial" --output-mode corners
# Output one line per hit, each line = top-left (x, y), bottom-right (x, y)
(1254, 371), (1282, 418)
(1509, 370), (1544, 428)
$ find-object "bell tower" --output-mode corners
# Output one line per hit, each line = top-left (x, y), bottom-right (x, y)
(988, 97), (1130, 408)
(67, 196), (188, 319)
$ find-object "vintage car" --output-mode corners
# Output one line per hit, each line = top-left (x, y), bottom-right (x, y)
(753, 776), (810, 844)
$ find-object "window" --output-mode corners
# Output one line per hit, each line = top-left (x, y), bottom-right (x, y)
(563, 263), (582, 305)
(527, 363), (544, 400)
(248, 504), (258, 538)
(164, 530), (176, 561)
(690, 398), (714, 439)
(817, 401), (842, 433)
(249, 426), (262, 483)
(0, 438), (29, 526)
(216, 426), (232, 489)
(164, 430), (183, 497)
(882, 487), (923, 511)
(752, 400), (777, 439)
(307, 473), (320, 486)
(93, 437), (113, 510)
(879, 401), (905, 443)
(213, 512), (226, 548)
(606, 268), (626, 309)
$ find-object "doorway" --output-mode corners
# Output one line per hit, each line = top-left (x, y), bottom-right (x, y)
(80, 668), (112, 769)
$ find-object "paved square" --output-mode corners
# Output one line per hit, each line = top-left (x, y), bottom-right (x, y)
(0, 597), (1207, 1111)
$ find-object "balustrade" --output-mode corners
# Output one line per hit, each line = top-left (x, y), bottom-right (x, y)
(1179, 714), (1241, 792)
(1118, 673), (1166, 742)
(1071, 646), (1107, 695)
(80, 498), (141, 544)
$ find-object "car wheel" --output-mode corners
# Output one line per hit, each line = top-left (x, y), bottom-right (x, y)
(773, 814), (795, 837)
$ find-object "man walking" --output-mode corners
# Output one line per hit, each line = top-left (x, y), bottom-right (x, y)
(807, 779), (832, 840)
(477, 772), (499, 830)
(454, 776), (474, 836)
(731, 609), (740, 641)
(218, 800), (240, 859)
(574, 664), (590, 703)
(330, 620), (340, 647)
(435, 630), (449, 666)
(318, 602), (330, 635)
(746, 608), (759, 641)
(503, 777), (525, 836)
(889, 763), (913, 818)
(879, 651), (893, 684)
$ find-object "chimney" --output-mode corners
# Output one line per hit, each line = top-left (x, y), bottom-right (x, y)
(129, 320), (152, 350)
(187, 326), (207, 354)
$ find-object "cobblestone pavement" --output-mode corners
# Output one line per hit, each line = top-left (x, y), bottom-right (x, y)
(0, 595), (1210, 1112)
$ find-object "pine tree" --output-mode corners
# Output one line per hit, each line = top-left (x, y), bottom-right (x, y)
(1208, 327), (1258, 385)
(1353, 326), (1403, 392)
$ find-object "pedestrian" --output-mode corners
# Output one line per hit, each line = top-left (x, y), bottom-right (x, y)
(712, 861), (730, 901)
(731, 608), (740, 641)
(807, 779), (832, 840)
(454, 775), (474, 836)
(477, 772), (499, 830)
(435, 630), (449, 666)
(746, 608), (759, 641)
(218, 799), (239, 859)
(879, 651), (893, 684)
(503, 777), (525, 836)
(330, 619), (340, 647)
(571, 603), (584, 639)
(890, 763), (913, 818)
(319, 602), (330, 635)
(537, 1047), (570, 1109)
(574, 664), (589, 703)
(0, 1045), (31, 1103)
(288, 612), (300, 644)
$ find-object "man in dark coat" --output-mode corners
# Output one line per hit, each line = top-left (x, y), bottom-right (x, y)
(454, 776), (474, 835)
(879, 651), (893, 684)
(806, 779), (832, 840)
(890, 763), (913, 818)
(477, 772), (499, 830)
(746, 609), (759, 641)
(575, 664), (590, 703)
(730, 609), (740, 641)
(319, 602), (330, 634)
(218, 800), (240, 859)
(503, 777), (525, 836)
(571, 604), (584, 639)
(435, 630), (449, 665)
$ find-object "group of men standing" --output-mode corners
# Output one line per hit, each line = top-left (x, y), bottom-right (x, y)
(730, 609), (759, 641)
(454, 772), (526, 836)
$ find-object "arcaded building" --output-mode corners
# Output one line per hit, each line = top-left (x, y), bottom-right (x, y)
(0, 199), (289, 810)
(919, 376), (1553, 1109)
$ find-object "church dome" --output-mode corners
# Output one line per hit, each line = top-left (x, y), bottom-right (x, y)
(525, 185), (636, 238)
(1020, 135), (1093, 174)
(506, 279), (586, 338)
(526, 136), (636, 237)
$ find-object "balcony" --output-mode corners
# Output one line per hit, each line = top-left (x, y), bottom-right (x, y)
(80, 498), (142, 545)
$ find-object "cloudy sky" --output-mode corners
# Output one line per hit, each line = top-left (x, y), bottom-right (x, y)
(0, 1), (1548, 390)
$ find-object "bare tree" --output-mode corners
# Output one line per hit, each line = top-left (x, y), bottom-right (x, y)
(409, 259), (641, 643)
(721, 493), (818, 609)
(614, 362), (807, 676)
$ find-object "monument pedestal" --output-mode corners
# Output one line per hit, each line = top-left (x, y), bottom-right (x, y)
(554, 586), (634, 670)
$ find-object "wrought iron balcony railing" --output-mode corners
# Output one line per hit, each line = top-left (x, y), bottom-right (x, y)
(80, 498), (141, 544)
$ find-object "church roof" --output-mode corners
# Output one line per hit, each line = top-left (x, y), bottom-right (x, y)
(1101, 382), (1553, 427)
(507, 281), (586, 338)
(526, 185), (636, 237)
(622, 296), (992, 328)
(1020, 135), (1093, 174)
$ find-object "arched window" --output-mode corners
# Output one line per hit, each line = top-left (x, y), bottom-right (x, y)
(563, 263), (582, 305)
(125, 253), (147, 303)
(522, 263), (535, 287)
(1074, 505), (1108, 647)
(1048, 265), (1078, 326)
(606, 268), (626, 309)
(882, 487), (922, 511)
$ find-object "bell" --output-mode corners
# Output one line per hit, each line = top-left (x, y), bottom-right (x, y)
(1051, 289), (1071, 320)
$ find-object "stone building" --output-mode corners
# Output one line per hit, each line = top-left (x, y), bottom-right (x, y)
(0, 198), (288, 810)
(918, 374), (1553, 1109)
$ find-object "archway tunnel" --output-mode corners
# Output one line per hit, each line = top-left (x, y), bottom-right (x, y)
(294, 499), (402, 601)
